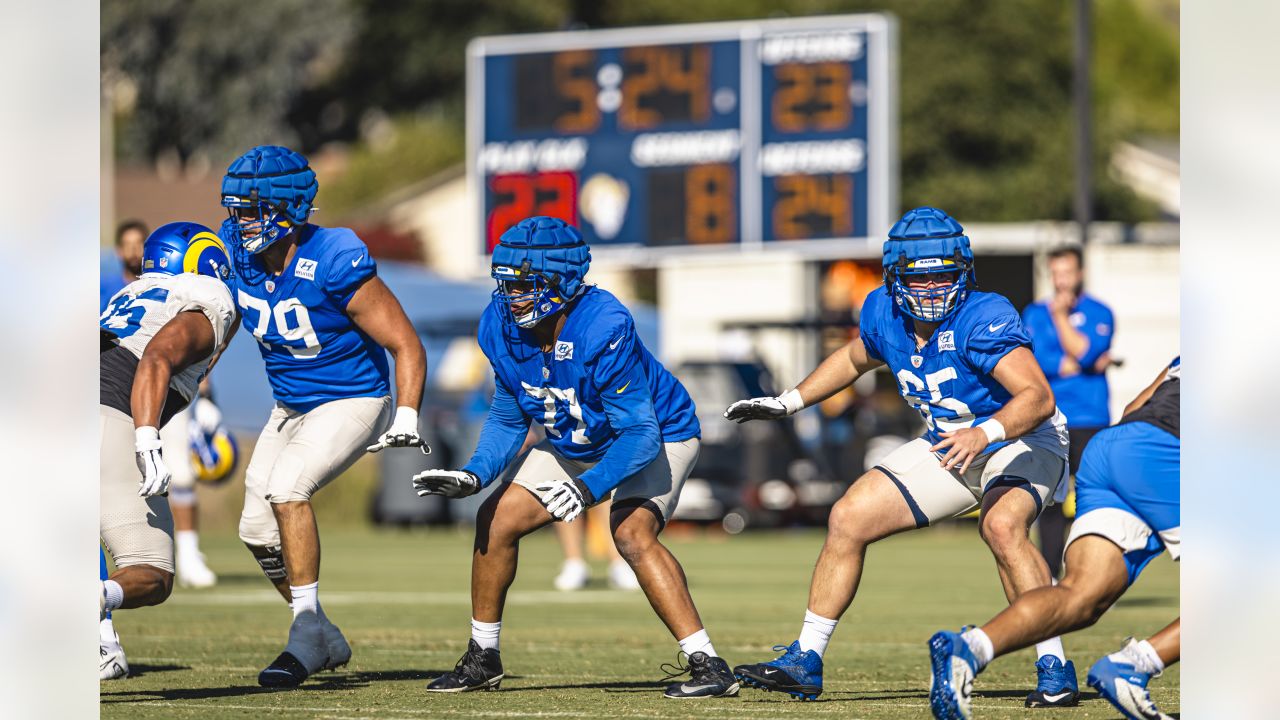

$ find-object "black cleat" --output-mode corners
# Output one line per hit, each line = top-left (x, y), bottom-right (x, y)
(426, 639), (504, 692)
(258, 652), (311, 687)
(662, 651), (741, 699)
(733, 641), (823, 701)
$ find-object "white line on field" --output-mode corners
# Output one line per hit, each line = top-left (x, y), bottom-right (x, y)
(166, 590), (645, 607)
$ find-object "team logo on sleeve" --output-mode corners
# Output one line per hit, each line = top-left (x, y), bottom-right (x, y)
(554, 341), (574, 361)
(937, 331), (955, 352)
(295, 258), (318, 281)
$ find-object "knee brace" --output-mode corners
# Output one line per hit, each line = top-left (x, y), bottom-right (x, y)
(251, 545), (287, 583)
(169, 486), (196, 508)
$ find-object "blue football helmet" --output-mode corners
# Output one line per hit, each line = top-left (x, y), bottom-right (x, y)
(882, 206), (975, 322)
(189, 423), (239, 486)
(491, 216), (592, 328)
(220, 145), (318, 254)
(141, 221), (233, 284)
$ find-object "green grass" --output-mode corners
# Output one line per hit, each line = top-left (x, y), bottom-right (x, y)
(102, 524), (1179, 718)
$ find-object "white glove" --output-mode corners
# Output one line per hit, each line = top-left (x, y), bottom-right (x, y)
(723, 389), (806, 424)
(134, 426), (171, 497)
(412, 469), (480, 498)
(533, 479), (586, 523)
(192, 397), (223, 434)
(368, 406), (431, 454)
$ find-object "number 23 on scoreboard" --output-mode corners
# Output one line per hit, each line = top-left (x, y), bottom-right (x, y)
(486, 171), (579, 251)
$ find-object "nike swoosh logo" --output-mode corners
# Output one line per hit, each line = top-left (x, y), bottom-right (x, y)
(609, 337), (622, 350)
(616, 381), (631, 394)
(352, 255), (363, 267)
(1040, 691), (1073, 703)
(680, 683), (720, 693)
(988, 321), (1008, 332)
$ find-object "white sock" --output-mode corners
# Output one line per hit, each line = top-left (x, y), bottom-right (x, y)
(1128, 639), (1165, 676)
(175, 530), (200, 560)
(797, 609), (838, 657)
(290, 581), (319, 617)
(962, 627), (995, 670)
(99, 615), (117, 642)
(1035, 636), (1066, 663)
(677, 628), (716, 658)
(103, 580), (124, 611)
(471, 618), (502, 652)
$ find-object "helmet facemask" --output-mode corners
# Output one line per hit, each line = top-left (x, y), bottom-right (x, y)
(888, 255), (972, 322)
(222, 190), (296, 255)
(493, 261), (568, 329)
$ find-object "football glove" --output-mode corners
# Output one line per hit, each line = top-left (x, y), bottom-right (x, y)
(723, 389), (805, 424)
(368, 406), (431, 454)
(412, 469), (480, 499)
(134, 426), (171, 497)
(533, 479), (586, 523)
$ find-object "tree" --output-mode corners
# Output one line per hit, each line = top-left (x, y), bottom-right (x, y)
(103, 0), (355, 166)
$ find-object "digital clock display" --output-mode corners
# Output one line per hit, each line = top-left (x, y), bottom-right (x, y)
(471, 15), (895, 255)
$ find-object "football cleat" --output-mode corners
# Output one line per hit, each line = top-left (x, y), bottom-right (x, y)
(1025, 655), (1079, 707)
(176, 551), (218, 589)
(426, 639), (504, 692)
(733, 640), (823, 700)
(927, 630), (978, 720)
(258, 612), (330, 687)
(661, 651), (740, 699)
(553, 559), (589, 591)
(1086, 645), (1172, 720)
(608, 560), (641, 591)
(320, 615), (352, 671)
(100, 633), (129, 681)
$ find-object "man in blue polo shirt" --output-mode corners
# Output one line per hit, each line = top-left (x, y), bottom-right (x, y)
(1021, 245), (1115, 577)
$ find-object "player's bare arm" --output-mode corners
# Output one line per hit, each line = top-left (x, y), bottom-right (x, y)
(130, 310), (218, 430)
(931, 347), (1054, 472)
(724, 335), (883, 422)
(797, 335), (884, 406)
(201, 315), (240, 376)
(347, 276), (430, 453)
(1122, 366), (1170, 417)
(346, 276), (427, 412)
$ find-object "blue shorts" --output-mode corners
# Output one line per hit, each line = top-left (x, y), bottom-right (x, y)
(1066, 421), (1180, 585)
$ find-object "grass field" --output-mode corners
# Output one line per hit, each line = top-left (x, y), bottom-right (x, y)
(102, 523), (1179, 719)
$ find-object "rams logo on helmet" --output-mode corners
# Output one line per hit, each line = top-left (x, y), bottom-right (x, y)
(189, 426), (239, 486)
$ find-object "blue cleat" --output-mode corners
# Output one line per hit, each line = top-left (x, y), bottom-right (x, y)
(1025, 655), (1079, 707)
(928, 630), (978, 720)
(732, 641), (823, 700)
(1086, 647), (1172, 720)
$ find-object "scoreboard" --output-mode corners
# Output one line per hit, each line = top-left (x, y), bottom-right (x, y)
(468, 14), (897, 257)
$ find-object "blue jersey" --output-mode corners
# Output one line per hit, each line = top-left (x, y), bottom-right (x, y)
(1022, 293), (1115, 428)
(464, 287), (700, 502)
(228, 224), (390, 413)
(859, 286), (1065, 451)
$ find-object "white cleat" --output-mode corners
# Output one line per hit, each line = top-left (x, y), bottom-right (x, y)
(320, 616), (352, 671)
(176, 552), (218, 589)
(553, 559), (589, 591)
(100, 633), (129, 680)
(608, 560), (641, 591)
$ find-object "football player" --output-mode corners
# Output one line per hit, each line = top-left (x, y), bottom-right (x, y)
(219, 145), (428, 687)
(99, 221), (238, 678)
(412, 217), (738, 699)
(929, 358), (1180, 720)
(725, 207), (1078, 704)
